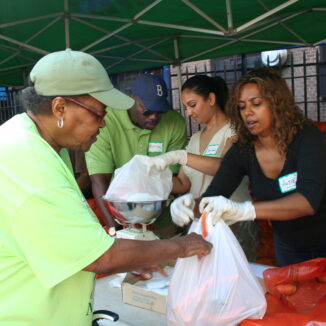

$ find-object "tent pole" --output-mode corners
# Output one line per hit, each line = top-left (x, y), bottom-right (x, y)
(182, 10), (306, 63)
(0, 17), (60, 67)
(0, 34), (48, 55)
(64, 0), (70, 49)
(0, 13), (59, 29)
(72, 16), (171, 61)
(237, 0), (298, 32)
(174, 38), (184, 117)
(81, 0), (161, 52)
(0, 63), (34, 72)
(226, 0), (234, 31)
(107, 37), (171, 69)
(181, 0), (226, 33)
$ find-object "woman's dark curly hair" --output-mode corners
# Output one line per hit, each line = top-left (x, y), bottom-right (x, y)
(226, 68), (311, 155)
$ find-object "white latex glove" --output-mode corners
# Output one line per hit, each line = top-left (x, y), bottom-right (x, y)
(199, 196), (256, 226)
(171, 193), (195, 227)
(142, 150), (187, 175)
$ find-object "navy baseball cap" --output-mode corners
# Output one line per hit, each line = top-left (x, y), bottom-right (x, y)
(131, 74), (172, 111)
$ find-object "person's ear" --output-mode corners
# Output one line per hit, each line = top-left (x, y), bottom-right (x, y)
(208, 92), (217, 106)
(51, 97), (67, 119)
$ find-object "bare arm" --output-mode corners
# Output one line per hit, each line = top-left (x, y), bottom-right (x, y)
(186, 136), (236, 176)
(76, 172), (92, 197)
(254, 192), (315, 221)
(186, 154), (221, 176)
(172, 168), (191, 194)
(83, 233), (212, 274)
(90, 173), (117, 227)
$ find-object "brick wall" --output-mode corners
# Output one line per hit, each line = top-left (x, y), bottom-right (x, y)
(169, 46), (326, 138)
(283, 47), (326, 121)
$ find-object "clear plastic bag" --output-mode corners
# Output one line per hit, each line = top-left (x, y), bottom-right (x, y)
(104, 155), (172, 201)
(167, 216), (266, 326)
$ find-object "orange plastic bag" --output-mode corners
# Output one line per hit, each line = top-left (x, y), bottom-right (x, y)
(241, 294), (326, 326)
(87, 198), (106, 226)
(240, 258), (326, 326)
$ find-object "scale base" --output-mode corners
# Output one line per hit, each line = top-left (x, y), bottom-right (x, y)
(116, 228), (159, 241)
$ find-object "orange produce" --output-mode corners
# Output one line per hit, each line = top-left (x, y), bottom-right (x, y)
(276, 283), (297, 296)
(201, 211), (208, 238)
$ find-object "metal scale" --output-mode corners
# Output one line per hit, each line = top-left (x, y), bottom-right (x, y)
(103, 198), (170, 240)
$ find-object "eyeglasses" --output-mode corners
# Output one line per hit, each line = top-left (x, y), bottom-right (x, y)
(142, 109), (166, 117)
(65, 97), (107, 122)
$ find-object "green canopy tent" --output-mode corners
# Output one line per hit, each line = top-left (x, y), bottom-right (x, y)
(0, 0), (325, 87)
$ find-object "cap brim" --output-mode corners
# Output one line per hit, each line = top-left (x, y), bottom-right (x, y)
(142, 97), (172, 112)
(90, 88), (134, 110)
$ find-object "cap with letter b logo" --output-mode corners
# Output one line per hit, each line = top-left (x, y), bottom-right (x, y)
(131, 73), (172, 112)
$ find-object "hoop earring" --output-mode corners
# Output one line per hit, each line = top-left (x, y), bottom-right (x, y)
(57, 117), (64, 129)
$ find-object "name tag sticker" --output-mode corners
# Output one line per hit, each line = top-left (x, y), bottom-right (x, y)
(278, 172), (297, 193)
(204, 144), (219, 156)
(148, 142), (164, 153)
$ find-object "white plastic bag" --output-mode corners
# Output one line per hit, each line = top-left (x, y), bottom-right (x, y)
(104, 155), (172, 201)
(167, 216), (266, 326)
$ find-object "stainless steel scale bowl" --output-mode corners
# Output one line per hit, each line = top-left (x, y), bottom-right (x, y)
(102, 198), (171, 240)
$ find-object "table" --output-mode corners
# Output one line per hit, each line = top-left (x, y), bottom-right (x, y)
(94, 275), (167, 326)
(93, 263), (270, 326)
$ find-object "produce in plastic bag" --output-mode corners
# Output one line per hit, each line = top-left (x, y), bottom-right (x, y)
(240, 259), (326, 326)
(104, 155), (172, 201)
(167, 214), (266, 326)
(241, 258), (326, 326)
(263, 257), (326, 314)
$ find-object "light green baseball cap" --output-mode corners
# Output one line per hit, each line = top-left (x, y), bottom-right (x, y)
(30, 49), (134, 110)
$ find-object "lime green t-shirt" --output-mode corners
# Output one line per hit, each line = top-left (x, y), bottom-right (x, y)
(0, 114), (114, 326)
(85, 108), (187, 175)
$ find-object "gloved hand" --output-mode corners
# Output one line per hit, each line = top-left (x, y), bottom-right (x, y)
(142, 150), (187, 175)
(171, 193), (195, 227)
(199, 196), (256, 226)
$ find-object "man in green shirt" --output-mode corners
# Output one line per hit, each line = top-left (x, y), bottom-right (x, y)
(86, 74), (187, 236)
